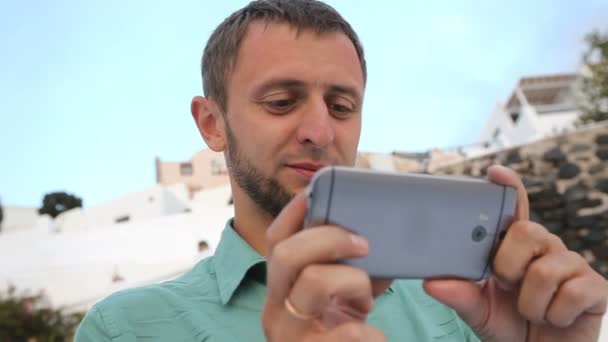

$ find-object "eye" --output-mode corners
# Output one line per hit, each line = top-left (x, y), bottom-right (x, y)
(330, 103), (352, 114)
(269, 99), (295, 109)
(327, 96), (356, 119)
(261, 94), (297, 114)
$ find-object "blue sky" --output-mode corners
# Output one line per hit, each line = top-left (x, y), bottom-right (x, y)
(1, 0), (607, 208)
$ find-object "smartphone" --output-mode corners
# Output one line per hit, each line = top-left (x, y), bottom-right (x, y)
(304, 166), (517, 281)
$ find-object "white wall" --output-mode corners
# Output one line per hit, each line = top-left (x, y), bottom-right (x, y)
(477, 101), (581, 157)
(0, 199), (234, 310)
(1, 206), (39, 233)
(508, 103), (542, 145)
(367, 153), (396, 172)
(56, 184), (190, 231)
(191, 184), (233, 212)
(162, 183), (191, 215)
(476, 104), (515, 153)
(534, 110), (579, 137)
(477, 103), (506, 145)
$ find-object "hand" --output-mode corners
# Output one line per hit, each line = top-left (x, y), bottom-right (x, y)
(262, 193), (390, 341)
(424, 165), (608, 341)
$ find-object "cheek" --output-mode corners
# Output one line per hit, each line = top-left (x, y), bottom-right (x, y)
(237, 118), (291, 158)
(335, 120), (361, 155)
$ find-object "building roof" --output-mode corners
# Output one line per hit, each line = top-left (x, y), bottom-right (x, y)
(506, 73), (579, 113)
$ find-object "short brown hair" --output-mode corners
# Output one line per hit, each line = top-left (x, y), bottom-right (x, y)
(201, 0), (366, 112)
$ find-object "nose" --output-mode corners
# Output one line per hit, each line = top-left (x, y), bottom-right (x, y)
(295, 97), (335, 148)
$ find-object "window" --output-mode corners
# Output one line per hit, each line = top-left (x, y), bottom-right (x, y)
(510, 112), (520, 124)
(180, 162), (193, 176)
(198, 240), (209, 252)
(115, 215), (130, 223)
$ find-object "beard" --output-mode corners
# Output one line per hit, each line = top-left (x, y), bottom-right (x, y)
(224, 122), (294, 218)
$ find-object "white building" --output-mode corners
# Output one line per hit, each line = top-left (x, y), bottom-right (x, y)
(469, 73), (581, 157)
(0, 184), (234, 312)
(1, 205), (39, 233)
(55, 183), (191, 232)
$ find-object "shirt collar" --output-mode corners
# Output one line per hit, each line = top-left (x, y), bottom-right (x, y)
(212, 220), (266, 305)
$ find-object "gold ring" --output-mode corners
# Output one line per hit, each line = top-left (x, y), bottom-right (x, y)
(284, 297), (318, 320)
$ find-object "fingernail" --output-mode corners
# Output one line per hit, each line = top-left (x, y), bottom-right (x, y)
(350, 234), (368, 252)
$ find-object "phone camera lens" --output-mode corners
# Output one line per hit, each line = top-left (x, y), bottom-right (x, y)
(472, 225), (487, 242)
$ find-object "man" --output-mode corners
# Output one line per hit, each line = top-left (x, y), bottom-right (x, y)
(76, 0), (607, 340)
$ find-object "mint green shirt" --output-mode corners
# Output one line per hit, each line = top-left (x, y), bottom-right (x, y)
(76, 221), (479, 341)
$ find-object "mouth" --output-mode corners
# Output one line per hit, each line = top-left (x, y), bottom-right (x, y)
(286, 162), (329, 179)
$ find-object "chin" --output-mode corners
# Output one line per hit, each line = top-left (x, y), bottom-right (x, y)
(282, 180), (309, 196)
(285, 183), (306, 194)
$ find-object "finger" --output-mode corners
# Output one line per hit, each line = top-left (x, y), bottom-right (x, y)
(318, 322), (386, 342)
(262, 297), (313, 340)
(423, 279), (488, 331)
(493, 221), (566, 288)
(320, 297), (369, 329)
(545, 271), (608, 327)
(266, 192), (308, 254)
(267, 226), (368, 305)
(289, 264), (373, 319)
(517, 251), (588, 324)
(487, 165), (529, 221)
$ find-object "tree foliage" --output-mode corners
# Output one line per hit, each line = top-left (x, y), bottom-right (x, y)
(38, 192), (83, 219)
(579, 29), (608, 124)
(0, 286), (84, 341)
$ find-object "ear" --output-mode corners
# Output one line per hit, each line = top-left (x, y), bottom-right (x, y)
(191, 96), (226, 152)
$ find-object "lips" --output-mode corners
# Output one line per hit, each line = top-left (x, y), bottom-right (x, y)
(287, 162), (328, 179)
(290, 162), (326, 171)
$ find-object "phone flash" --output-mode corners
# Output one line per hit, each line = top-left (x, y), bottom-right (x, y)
(479, 213), (489, 221)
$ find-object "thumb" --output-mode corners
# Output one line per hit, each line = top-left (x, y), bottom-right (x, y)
(423, 279), (489, 330)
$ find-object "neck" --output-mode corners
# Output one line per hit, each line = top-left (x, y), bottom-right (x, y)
(230, 182), (274, 256)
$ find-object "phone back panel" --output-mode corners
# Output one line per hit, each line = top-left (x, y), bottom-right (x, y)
(305, 166), (516, 280)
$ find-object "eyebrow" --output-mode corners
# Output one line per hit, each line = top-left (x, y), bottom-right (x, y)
(326, 84), (362, 103)
(251, 79), (306, 99)
(251, 78), (362, 102)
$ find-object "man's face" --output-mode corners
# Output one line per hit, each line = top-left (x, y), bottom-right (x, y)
(222, 21), (364, 217)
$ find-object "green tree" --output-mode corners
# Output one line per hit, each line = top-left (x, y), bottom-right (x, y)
(38, 192), (83, 219)
(579, 29), (608, 124)
(0, 285), (84, 341)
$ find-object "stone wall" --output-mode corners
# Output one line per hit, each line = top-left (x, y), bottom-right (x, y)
(435, 122), (608, 277)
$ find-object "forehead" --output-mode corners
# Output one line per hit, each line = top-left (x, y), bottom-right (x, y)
(228, 21), (364, 96)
